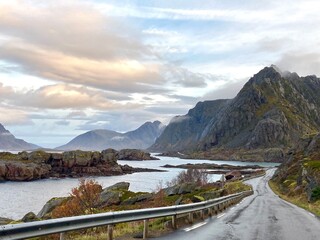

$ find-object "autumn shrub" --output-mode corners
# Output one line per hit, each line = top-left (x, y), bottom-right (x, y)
(52, 179), (102, 218)
(166, 168), (209, 187)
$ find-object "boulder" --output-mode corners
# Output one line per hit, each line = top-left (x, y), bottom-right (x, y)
(98, 191), (121, 207)
(103, 182), (130, 192)
(163, 185), (181, 196)
(121, 193), (153, 205)
(22, 212), (38, 222)
(178, 183), (197, 194)
(0, 217), (13, 225)
(163, 183), (197, 196)
(37, 197), (67, 218)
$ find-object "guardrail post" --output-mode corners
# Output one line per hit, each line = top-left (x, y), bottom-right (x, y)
(188, 212), (194, 223)
(200, 210), (205, 220)
(59, 232), (65, 240)
(107, 225), (113, 240)
(172, 215), (177, 229)
(208, 207), (212, 217)
(143, 219), (148, 239)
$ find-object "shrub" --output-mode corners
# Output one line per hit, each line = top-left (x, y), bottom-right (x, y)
(52, 179), (102, 218)
(166, 169), (209, 187)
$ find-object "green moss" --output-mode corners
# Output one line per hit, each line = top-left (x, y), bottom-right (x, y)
(303, 160), (320, 171)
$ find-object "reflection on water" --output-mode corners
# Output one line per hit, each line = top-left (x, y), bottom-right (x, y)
(0, 156), (279, 219)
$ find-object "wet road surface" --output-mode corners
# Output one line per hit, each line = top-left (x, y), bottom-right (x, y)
(156, 169), (320, 240)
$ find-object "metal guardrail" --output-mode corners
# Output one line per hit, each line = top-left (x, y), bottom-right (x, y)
(0, 190), (253, 240)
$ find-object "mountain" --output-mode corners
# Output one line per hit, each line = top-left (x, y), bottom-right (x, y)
(150, 66), (320, 161)
(0, 123), (39, 150)
(57, 121), (166, 151)
(150, 100), (229, 151)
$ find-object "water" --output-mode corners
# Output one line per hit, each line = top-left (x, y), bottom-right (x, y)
(0, 156), (279, 219)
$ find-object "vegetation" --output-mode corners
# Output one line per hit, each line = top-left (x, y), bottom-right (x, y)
(165, 168), (209, 187)
(52, 179), (102, 218)
(32, 168), (253, 239)
(269, 180), (320, 216)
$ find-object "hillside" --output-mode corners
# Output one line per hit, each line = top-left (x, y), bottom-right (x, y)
(150, 66), (320, 162)
(57, 121), (165, 151)
(271, 133), (320, 213)
(0, 123), (39, 150)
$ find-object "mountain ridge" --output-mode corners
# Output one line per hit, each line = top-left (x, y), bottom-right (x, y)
(57, 120), (165, 151)
(150, 66), (320, 162)
(0, 123), (40, 150)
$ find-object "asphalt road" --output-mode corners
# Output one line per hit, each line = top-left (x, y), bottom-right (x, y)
(156, 169), (320, 240)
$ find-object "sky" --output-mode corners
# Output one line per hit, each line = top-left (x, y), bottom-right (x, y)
(0, 0), (320, 148)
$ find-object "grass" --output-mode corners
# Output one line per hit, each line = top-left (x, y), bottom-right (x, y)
(269, 180), (320, 216)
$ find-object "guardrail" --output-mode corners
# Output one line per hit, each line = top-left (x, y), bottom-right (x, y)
(0, 190), (253, 240)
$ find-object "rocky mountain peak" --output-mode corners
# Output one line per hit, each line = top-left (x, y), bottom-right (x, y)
(248, 65), (282, 85)
(0, 123), (9, 133)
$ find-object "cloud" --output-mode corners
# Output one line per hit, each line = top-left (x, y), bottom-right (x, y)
(55, 120), (70, 126)
(0, 1), (148, 61)
(0, 106), (33, 125)
(9, 84), (142, 110)
(202, 79), (247, 100)
(276, 52), (320, 77)
(0, 0), (167, 93)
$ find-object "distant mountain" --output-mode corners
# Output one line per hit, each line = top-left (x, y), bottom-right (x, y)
(150, 66), (320, 161)
(57, 121), (166, 151)
(0, 123), (39, 150)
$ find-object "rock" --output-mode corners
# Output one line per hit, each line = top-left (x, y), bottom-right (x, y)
(225, 170), (242, 181)
(37, 197), (67, 218)
(121, 193), (153, 205)
(28, 151), (51, 163)
(101, 148), (118, 165)
(1, 161), (51, 181)
(0, 217), (13, 225)
(22, 212), (38, 222)
(98, 191), (121, 207)
(103, 182), (130, 192)
(178, 183), (197, 194)
(163, 183), (197, 196)
(62, 150), (92, 168)
(163, 185), (181, 196)
(118, 149), (159, 160)
(175, 196), (183, 205)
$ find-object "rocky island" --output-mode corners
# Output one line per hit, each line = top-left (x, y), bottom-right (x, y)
(0, 148), (162, 181)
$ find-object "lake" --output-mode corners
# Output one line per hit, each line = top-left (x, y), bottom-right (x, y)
(0, 156), (279, 219)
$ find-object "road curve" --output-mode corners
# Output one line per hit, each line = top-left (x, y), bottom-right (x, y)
(155, 169), (320, 240)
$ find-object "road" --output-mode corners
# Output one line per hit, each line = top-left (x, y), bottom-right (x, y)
(156, 169), (320, 240)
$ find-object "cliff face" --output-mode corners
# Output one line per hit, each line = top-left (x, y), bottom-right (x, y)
(201, 67), (320, 150)
(150, 66), (320, 161)
(272, 134), (320, 202)
(150, 100), (229, 151)
(57, 121), (165, 151)
(0, 124), (39, 151)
